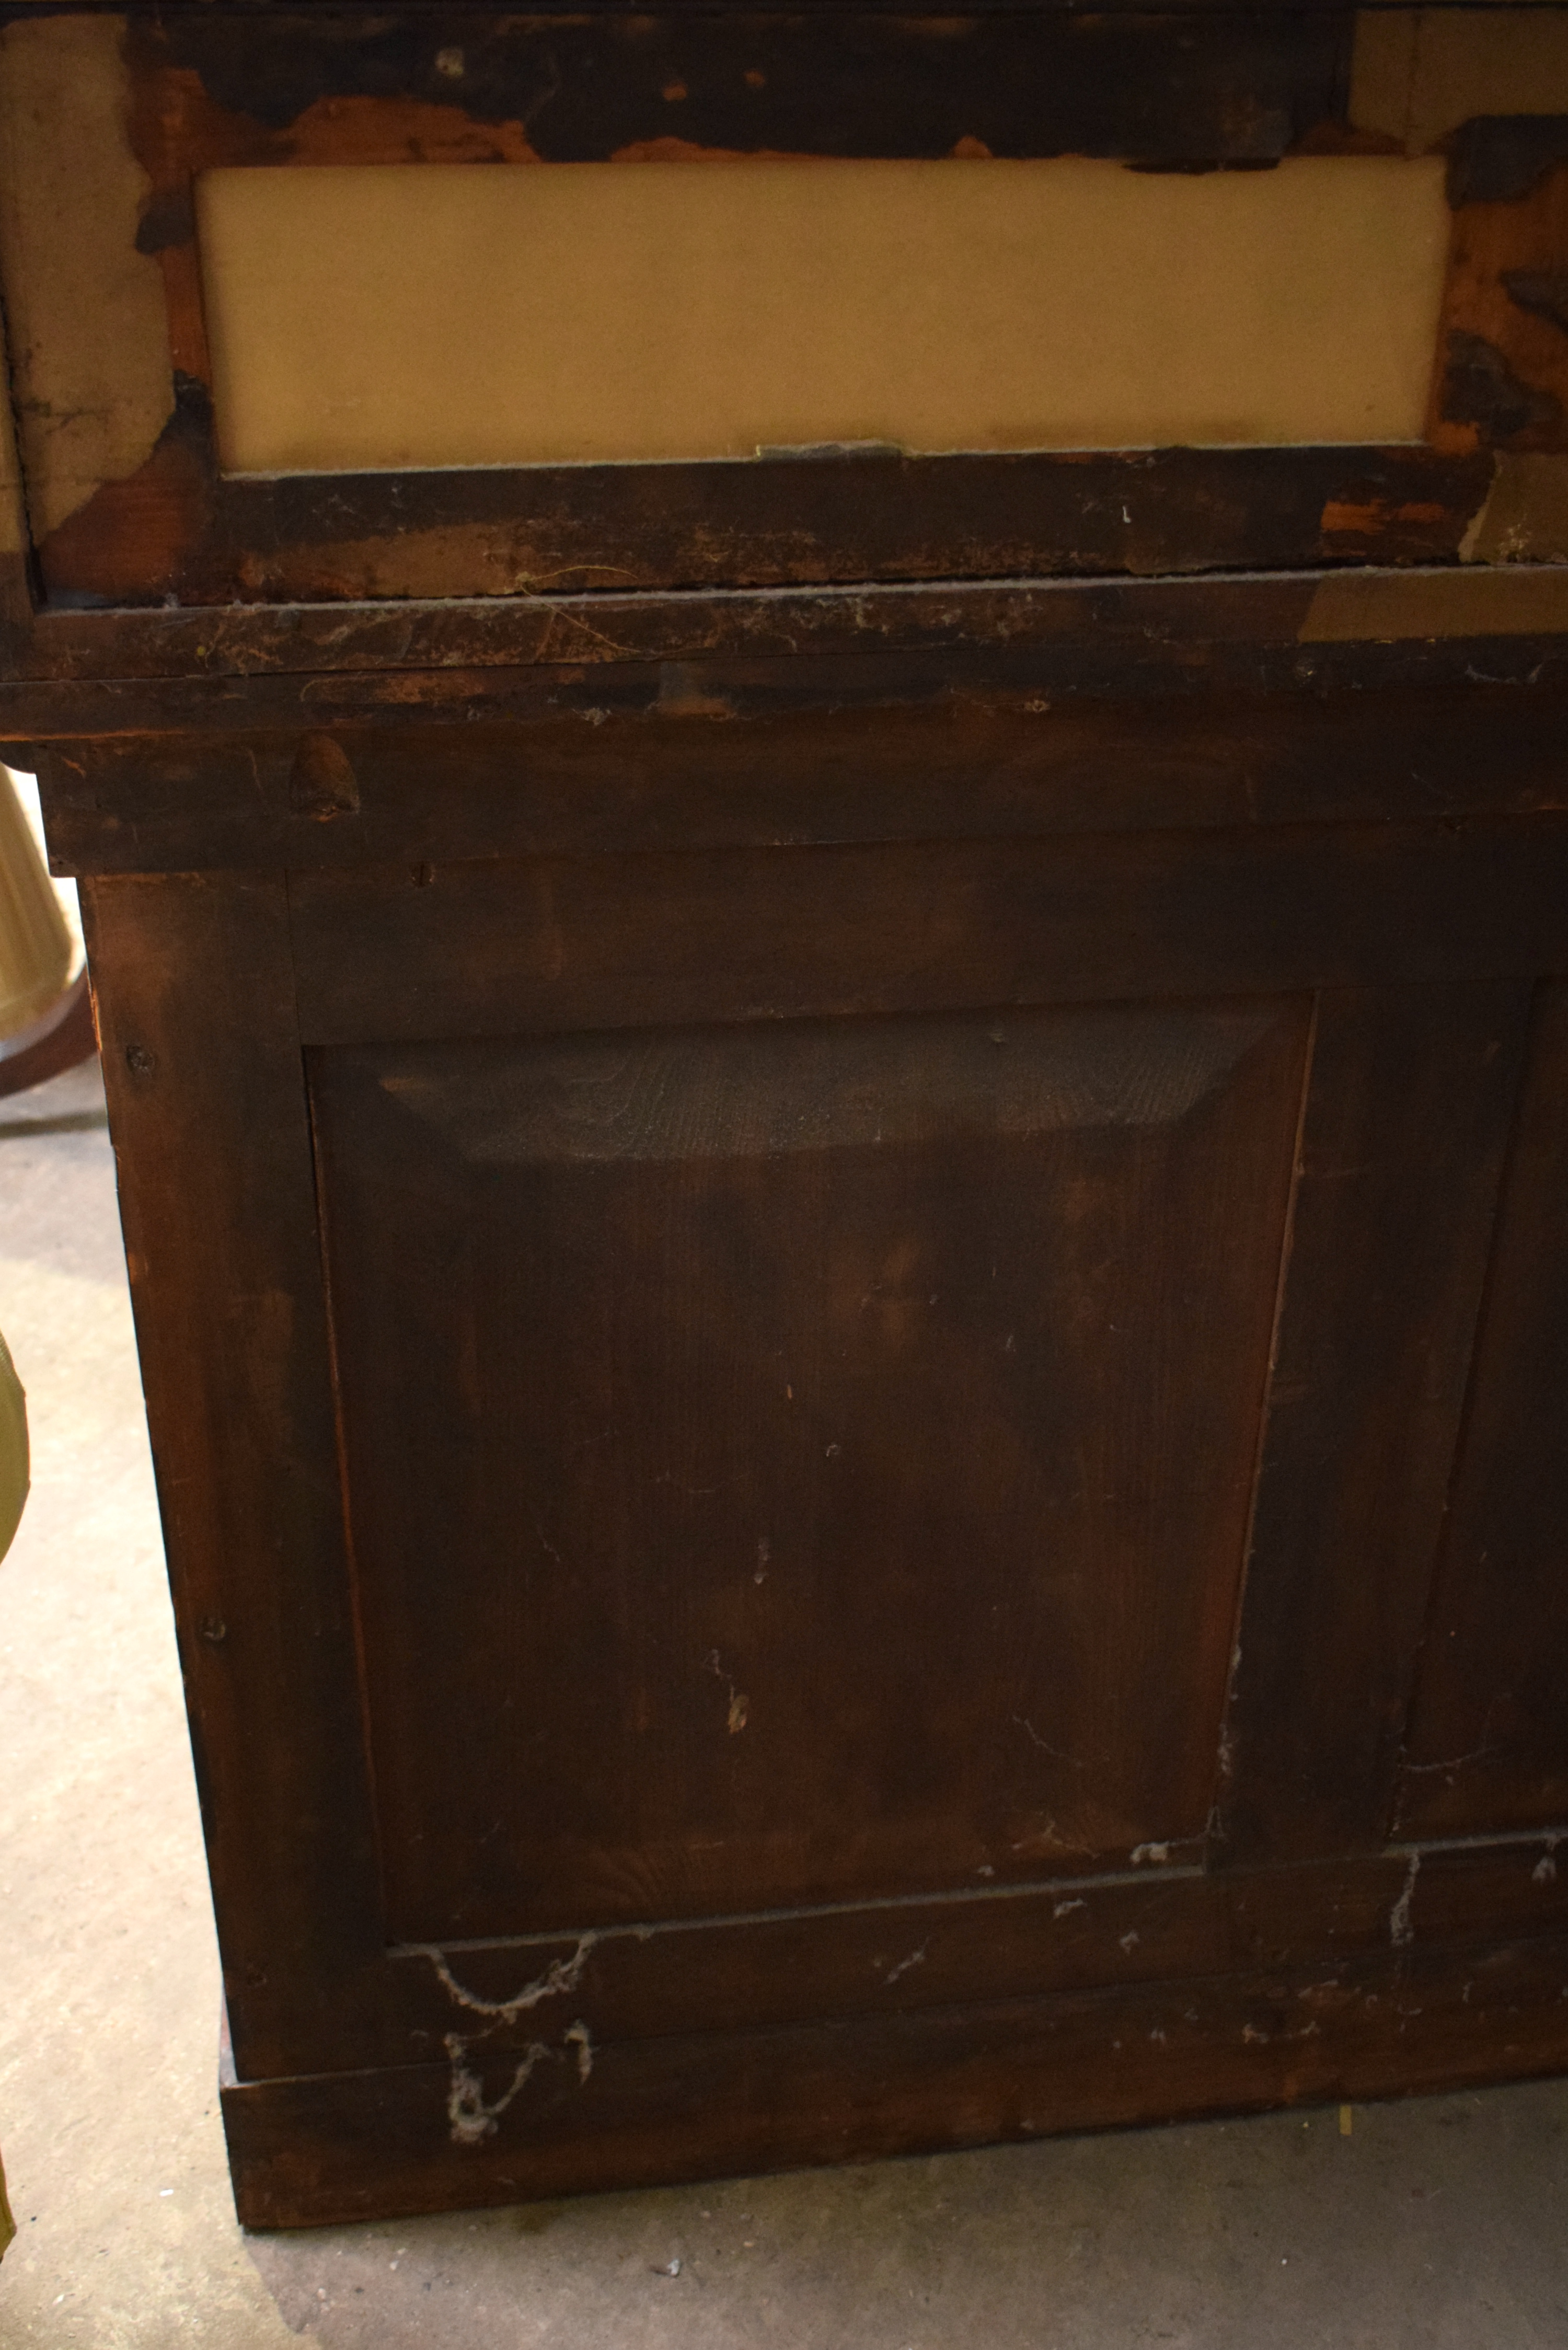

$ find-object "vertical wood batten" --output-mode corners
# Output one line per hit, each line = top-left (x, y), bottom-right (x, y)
(80, 870), (388, 2081)
(1395, 981), (1568, 1836)
(0, 308), (31, 636)
(1216, 981), (1534, 1868)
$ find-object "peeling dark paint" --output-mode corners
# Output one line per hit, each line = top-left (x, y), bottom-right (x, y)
(134, 183), (198, 258)
(1439, 331), (1564, 449)
(1446, 116), (1568, 210)
(1503, 270), (1568, 340)
(36, 374), (217, 605)
(146, 8), (1349, 165)
(35, 440), (1492, 611)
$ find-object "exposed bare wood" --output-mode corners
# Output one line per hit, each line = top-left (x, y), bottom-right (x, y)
(0, 14), (172, 539)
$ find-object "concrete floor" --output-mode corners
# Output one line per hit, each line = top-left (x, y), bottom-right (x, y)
(2, 1056), (1567, 2348)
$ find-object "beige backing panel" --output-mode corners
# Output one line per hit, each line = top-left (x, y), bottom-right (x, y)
(1351, 9), (1568, 152)
(198, 156), (1450, 473)
(1301, 562), (1568, 640)
(0, 15), (173, 540)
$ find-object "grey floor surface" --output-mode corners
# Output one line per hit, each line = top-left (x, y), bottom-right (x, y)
(1, 1056), (1565, 2348)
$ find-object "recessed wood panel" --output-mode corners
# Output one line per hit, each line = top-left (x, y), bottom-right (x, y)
(1220, 982), (1532, 1865)
(198, 156), (1449, 472)
(311, 999), (1307, 1943)
(1396, 982), (1568, 1838)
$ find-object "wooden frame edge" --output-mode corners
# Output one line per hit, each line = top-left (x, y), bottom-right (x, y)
(221, 1923), (1568, 2227)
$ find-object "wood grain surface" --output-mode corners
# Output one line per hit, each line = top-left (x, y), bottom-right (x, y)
(20, 0), (1568, 2233)
(312, 1002), (1304, 1938)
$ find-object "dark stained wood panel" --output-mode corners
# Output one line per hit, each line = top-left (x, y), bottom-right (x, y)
(310, 999), (1307, 1940)
(1396, 982), (1568, 1838)
(15, 574), (1568, 748)
(10, 567), (1555, 699)
(1218, 982), (1533, 1865)
(41, 434), (1488, 610)
(288, 820), (1568, 1048)
(134, 9), (1350, 169)
(34, 683), (1568, 880)
(378, 1834), (1568, 2058)
(79, 873), (386, 2083)
(223, 1927), (1568, 2229)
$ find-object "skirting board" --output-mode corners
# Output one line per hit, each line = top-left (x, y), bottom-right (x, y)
(222, 1928), (1568, 2229)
